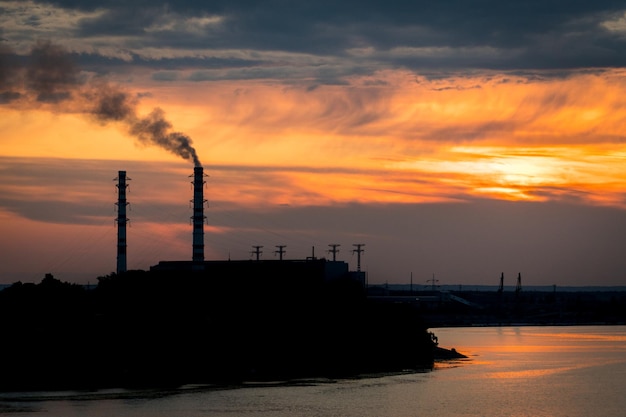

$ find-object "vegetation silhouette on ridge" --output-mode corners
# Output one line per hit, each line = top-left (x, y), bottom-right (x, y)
(0, 268), (438, 391)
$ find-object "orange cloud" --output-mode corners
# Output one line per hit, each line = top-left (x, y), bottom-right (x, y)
(3, 68), (626, 209)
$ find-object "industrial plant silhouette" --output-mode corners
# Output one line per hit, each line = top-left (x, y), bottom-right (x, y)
(0, 166), (441, 392)
(3, 166), (623, 392)
(0, 40), (454, 390)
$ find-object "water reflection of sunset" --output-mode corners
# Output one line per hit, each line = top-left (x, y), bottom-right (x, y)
(530, 332), (626, 344)
(487, 366), (581, 379)
(433, 326), (626, 389)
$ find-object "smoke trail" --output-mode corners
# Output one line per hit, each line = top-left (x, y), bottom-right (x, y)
(27, 40), (79, 103)
(0, 40), (201, 166)
(0, 44), (20, 103)
(88, 83), (201, 166)
(0, 40), (79, 104)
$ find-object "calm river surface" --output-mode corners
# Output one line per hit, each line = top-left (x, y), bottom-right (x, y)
(1, 325), (625, 416)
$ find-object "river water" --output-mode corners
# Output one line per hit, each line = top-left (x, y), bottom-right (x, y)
(1, 325), (625, 416)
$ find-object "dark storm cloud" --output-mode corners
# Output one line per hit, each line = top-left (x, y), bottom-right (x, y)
(75, 53), (259, 79)
(35, 0), (626, 72)
(0, 40), (80, 103)
(26, 40), (80, 102)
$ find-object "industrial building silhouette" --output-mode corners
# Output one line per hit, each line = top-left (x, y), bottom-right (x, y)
(115, 166), (366, 286)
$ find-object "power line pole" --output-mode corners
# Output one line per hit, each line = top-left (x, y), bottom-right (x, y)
(327, 244), (340, 261)
(427, 273), (439, 291)
(251, 245), (263, 261)
(352, 244), (365, 271)
(275, 245), (286, 260)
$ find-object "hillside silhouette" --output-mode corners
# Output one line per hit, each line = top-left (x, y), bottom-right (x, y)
(0, 269), (438, 391)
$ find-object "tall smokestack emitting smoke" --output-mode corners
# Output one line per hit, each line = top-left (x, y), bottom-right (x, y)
(3, 41), (207, 265)
(0, 41), (201, 166)
(115, 171), (130, 275)
(192, 166), (206, 263)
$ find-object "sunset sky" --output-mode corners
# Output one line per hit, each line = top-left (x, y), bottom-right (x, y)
(2, 0), (626, 286)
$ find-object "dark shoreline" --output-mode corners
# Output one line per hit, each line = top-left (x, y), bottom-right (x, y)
(372, 288), (626, 329)
(4, 271), (622, 392)
(0, 271), (438, 392)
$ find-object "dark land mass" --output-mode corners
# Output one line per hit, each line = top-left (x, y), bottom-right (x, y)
(4, 265), (620, 392)
(0, 263), (449, 392)
(367, 285), (626, 328)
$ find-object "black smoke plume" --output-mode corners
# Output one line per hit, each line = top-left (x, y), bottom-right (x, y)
(0, 40), (201, 166)
(1, 40), (79, 104)
(27, 41), (79, 103)
(87, 83), (201, 166)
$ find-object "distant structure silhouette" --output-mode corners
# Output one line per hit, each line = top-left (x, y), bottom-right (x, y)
(516, 272), (522, 294)
(427, 273), (439, 291)
(328, 244), (340, 261)
(498, 272), (504, 294)
(352, 244), (365, 271)
(115, 171), (130, 274)
(251, 245), (263, 261)
(275, 245), (286, 260)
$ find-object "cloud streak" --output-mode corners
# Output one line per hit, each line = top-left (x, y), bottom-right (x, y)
(2, 155), (626, 286)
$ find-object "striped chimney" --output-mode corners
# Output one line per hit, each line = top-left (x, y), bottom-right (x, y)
(191, 166), (206, 262)
(115, 171), (129, 274)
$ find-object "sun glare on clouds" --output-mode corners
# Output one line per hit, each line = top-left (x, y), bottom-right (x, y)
(4, 61), (626, 210)
(42, 68), (626, 209)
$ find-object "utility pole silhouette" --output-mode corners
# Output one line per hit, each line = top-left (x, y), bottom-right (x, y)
(251, 245), (263, 261)
(275, 245), (286, 260)
(327, 244), (340, 261)
(427, 273), (439, 291)
(352, 244), (365, 271)
(515, 273), (522, 295)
